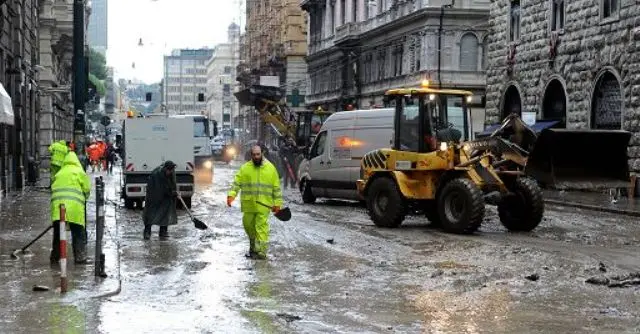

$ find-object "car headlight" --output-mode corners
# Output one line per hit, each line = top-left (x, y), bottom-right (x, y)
(203, 160), (213, 169)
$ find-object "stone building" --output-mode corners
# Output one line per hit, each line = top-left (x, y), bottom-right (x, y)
(301, 0), (489, 133)
(37, 0), (90, 187)
(485, 0), (640, 173)
(0, 0), (41, 194)
(237, 0), (308, 111)
(206, 23), (241, 130)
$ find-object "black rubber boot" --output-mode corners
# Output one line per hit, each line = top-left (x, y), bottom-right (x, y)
(159, 226), (169, 240)
(143, 225), (151, 240)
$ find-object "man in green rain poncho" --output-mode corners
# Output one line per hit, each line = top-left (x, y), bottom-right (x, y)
(143, 161), (178, 240)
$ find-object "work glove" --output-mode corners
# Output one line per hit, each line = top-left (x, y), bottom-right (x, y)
(272, 206), (281, 213)
(227, 196), (235, 207)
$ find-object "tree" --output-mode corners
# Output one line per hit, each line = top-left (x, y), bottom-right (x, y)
(89, 48), (107, 80)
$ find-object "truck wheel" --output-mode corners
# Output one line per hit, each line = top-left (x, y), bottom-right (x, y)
(437, 178), (484, 234)
(301, 179), (316, 204)
(366, 177), (406, 228)
(498, 177), (544, 232)
(124, 198), (135, 210)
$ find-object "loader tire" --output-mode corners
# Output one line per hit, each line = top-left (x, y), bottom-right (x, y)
(498, 177), (544, 232)
(367, 177), (406, 228)
(437, 178), (484, 234)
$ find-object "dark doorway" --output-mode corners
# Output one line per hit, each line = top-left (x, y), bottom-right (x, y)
(502, 85), (522, 119)
(591, 71), (622, 130)
(542, 79), (566, 126)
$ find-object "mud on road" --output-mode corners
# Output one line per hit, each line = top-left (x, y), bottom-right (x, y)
(4, 163), (638, 333)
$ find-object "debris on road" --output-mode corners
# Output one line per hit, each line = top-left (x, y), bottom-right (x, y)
(525, 273), (539, 282)
(586, 272), (640, 288)
(32, 285), (50, 292)
(326, 238), (335, 244)
(276, 312), (302, 322)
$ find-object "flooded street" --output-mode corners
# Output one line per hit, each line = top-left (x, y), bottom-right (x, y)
(1, 163), (640, 333)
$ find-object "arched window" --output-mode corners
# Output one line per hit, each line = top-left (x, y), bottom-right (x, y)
(502, 85), (522, 119)
(459, 33), (479, 71)
(591, 71), (622, 129)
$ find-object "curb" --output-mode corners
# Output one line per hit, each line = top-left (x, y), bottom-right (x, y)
(544, 199), (640, 217)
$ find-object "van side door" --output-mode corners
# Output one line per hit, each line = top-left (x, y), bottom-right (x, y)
(326, 128), (358, 199)
(307, 130), (330, 198)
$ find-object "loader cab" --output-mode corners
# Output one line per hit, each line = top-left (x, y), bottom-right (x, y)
(387, 83), (473, 153)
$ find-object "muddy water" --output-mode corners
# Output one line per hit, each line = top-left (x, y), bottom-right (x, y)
(2, 163), (640, 333)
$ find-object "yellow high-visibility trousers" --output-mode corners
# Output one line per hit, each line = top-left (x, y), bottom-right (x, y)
(242, 212), (270, 256)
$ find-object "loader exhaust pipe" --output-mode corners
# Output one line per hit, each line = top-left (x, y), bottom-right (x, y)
(524, 128), (632, 190)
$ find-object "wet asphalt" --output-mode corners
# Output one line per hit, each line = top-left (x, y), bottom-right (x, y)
(1, 162), (640, 333)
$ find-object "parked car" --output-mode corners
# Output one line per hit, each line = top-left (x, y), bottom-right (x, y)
(297, 108), (394, 203)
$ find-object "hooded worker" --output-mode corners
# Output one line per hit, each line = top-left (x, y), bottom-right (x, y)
(47, 140), (69, 181)
(50, 152), (91, 264)
(227, 145), (283, 260)
(143, 160), (178, 240)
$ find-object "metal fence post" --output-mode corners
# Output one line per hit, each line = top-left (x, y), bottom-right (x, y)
(94, 176), (106, 277)
(59, 204), (67, 293)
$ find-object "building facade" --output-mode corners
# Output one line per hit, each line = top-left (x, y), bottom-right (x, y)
(237, 0), (308, 114)
(37, 0), (90, 188)
(206, 23), (240, 131)
(485, 0), (640, 173)
(301, 0), (489, 132)
(0, 0), (41, 194)
(87, 0), (108, 56)
(163, 48), (214, 115)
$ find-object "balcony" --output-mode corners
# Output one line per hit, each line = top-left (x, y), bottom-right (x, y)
(309, 36), (336, 55)
(334, 22), (361, 45)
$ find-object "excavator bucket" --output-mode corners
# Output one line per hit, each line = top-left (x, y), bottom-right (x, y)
(524, 129), (632, 190)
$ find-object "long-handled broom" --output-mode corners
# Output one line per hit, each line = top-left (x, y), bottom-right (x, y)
(10, 225), (54, 259)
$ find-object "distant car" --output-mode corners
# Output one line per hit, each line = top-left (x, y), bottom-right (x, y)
(210, 136), (225, 157)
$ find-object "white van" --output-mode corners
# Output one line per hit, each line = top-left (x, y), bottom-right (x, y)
(297, 108), (394, 203)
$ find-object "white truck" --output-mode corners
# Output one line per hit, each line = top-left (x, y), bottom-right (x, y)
(121, 117), (195, 209)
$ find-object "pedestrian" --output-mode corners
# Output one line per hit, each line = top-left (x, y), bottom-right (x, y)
(142, 160), (178, 240)
(47, 140), (69, 186)
(227, 144), (283, 260)
(106, 143), (117, 174)
(50, 151), (91, 265)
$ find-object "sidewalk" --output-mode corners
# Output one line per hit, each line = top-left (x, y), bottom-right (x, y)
(0, 172), (120, 333)
(543, 190), (640, 217)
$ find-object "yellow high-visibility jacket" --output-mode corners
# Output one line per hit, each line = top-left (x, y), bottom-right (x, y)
(228, 159), (282, 213)
(48, 140), (69, 167)
(51, 152), (91, 226)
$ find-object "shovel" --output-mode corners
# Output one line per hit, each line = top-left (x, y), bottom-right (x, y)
(10, 225), (54, 259)
(256, 201), (292, 222)
(177, 196), (208, 230)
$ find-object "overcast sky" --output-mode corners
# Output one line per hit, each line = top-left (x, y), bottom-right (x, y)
(106, 0), (244, 84)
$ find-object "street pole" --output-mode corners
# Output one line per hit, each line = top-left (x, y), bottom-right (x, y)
(437, 1), (455, 89)
(72, 0), (86, 157)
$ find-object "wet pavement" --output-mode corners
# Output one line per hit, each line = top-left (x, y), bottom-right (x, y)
(1, 164), (640, 333)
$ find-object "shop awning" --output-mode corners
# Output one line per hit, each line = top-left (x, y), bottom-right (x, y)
(0, 82), (14, 126)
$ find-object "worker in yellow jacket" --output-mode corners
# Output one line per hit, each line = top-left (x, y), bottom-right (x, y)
(48, 140), (69, 182)
(228, 144), (282, 260)
(50, 152), (91, 264)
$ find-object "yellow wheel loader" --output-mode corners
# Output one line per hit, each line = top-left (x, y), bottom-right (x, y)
(357, 83), (632, 234)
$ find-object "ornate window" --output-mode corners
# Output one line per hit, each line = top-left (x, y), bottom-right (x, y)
(551, 0), (565, 31)
(459, 33), (479, 71)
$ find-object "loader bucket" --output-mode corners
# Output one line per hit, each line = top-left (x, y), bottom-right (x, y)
(524, 129), (632, 190)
